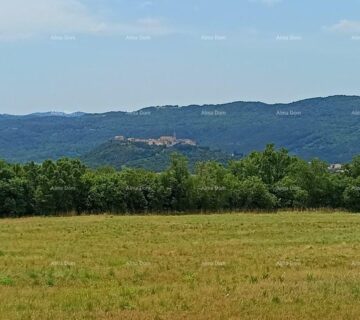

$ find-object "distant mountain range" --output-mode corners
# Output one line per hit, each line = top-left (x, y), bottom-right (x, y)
(0, 111), (86, 118)
(1, 95), (360, 164)
(28, 111), (86, 118)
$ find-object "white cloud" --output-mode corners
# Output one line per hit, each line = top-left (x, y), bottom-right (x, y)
(0, 0), (172, 41)
(326, 20), (360, 34)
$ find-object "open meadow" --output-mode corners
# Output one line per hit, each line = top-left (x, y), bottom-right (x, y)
(1, 212), (360, 319)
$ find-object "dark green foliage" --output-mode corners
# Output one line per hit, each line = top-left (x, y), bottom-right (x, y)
(192, 161), (231, 211)
(272, 177), (309, 209)
(160, 154), (193, 211)
(1, 144), (360, 216)
(343, 177), (360, 211)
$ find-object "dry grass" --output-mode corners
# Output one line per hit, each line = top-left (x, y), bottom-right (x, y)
(1, 212), (360, 319)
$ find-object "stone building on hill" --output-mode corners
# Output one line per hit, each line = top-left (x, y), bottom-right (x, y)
(114, 135), (196, 147)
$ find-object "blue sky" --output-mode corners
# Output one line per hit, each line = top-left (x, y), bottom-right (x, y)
(1, 0), (360, 114)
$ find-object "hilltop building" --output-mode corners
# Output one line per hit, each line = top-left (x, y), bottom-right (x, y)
(114, 135), (125, 141)
(328, 164), (344, 173)
(114, 135), (196, 147)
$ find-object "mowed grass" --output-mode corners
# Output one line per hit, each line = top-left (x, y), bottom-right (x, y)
(1, 213), (360, 319)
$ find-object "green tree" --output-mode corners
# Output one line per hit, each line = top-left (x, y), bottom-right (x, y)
(160, 154), (193, 211)
(192, 161), (229, 211)
(343, 177), (360, 211)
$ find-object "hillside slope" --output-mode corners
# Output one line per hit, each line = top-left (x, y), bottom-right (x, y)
(1, 95), (360, 163)
(81, 140), (239, 171)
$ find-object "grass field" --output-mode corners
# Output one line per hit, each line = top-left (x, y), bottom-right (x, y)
(1, 212), (360, 319)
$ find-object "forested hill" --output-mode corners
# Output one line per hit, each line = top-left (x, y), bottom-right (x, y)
(1, 95), (360, 163)
(81, 140), (240, 172)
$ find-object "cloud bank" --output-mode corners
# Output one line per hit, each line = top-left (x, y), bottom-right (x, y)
(0, 0), (171, 41)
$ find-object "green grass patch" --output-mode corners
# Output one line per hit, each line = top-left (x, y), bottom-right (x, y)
(1, 212), (360, 319)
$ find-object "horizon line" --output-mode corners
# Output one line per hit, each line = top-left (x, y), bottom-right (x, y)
(2, 94), (359, 117)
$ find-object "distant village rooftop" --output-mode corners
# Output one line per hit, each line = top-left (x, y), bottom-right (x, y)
(328, 163), (344, 173)
(113, 135), (196, 147)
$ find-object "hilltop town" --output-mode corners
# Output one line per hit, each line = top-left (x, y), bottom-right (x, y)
(113, 135), (196, 147)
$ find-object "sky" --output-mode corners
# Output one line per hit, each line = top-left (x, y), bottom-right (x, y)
(0, 0), (360, 114)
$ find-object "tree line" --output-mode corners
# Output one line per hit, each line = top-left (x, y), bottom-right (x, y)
(1, 144), (360, 217)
